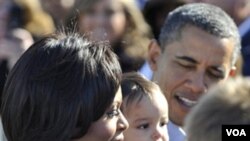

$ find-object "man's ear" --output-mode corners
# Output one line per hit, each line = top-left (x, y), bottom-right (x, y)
(229, 66), (237, 77)
(148, 39), (161, 71)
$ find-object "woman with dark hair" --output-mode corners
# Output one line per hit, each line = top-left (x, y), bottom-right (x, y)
(1, 32), (128, 141)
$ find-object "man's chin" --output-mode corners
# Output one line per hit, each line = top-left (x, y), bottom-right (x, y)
(169, 113), (186, 127)
(171, 119), (184, 127)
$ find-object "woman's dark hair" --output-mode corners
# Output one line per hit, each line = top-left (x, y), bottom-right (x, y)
(1, 32), (122, 141)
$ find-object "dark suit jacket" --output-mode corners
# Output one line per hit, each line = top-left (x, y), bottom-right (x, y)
(241, 25), (250, 76)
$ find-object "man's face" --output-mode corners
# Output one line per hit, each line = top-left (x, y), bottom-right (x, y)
(149, 26), (235, 126)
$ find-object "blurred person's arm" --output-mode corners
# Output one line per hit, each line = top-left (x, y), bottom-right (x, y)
(0, 28), (33, 69)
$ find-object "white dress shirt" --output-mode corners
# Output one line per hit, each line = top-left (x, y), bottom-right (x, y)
(168, 121), (186, 141)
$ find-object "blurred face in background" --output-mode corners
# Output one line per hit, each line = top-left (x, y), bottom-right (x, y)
(200, 0), (235, 15)
(197, 0), (250, 25)
(40, 0), (75, 21)
(78, 0), (127, 44)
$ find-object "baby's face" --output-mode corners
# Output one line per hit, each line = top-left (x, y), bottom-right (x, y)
(123, 91), (169, 141)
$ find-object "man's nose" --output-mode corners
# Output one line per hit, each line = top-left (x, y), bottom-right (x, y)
(185, 72), (208, 94)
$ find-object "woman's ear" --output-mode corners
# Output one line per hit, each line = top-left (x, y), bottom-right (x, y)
(148, 39), (161, 71)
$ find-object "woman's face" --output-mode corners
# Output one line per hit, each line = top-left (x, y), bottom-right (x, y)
(78, 0), (127, 44)
(75, 87), (129, 141)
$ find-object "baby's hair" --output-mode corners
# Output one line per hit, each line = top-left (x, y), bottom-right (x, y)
(121, 72), (161, 111)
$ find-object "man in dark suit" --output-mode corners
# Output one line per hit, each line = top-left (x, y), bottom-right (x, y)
(239, 15), (250, 75)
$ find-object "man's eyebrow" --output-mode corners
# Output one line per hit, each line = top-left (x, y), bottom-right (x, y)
(175, 55), (198, 64)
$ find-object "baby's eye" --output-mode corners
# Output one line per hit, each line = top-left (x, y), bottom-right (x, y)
(137, 123), (149, 129)
(106, 109), (120, 118)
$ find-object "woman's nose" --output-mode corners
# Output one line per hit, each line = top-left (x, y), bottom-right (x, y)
(118, 111), (129, 131)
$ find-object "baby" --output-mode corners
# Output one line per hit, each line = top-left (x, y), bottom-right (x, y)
(121, 72), (169, 141)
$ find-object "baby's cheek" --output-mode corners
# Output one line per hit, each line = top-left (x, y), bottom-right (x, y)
(124, 127), (148, 141)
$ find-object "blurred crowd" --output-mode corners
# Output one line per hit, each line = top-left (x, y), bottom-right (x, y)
(0, 0), (188, 96)
(1, 0), (249, 85)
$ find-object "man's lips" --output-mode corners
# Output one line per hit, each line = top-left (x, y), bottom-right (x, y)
(174, 93), (198, 108)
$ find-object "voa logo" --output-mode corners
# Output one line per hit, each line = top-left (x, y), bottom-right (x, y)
(226, 129), (246, 136)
